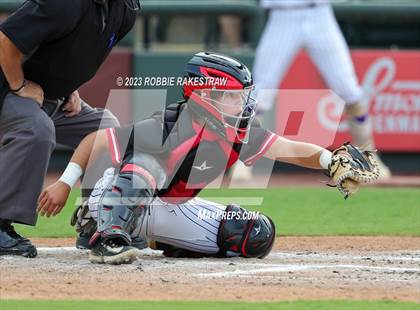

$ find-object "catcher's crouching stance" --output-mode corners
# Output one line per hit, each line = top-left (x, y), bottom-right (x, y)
(78, 158), (275, 264)
(37, 52), (380, 265)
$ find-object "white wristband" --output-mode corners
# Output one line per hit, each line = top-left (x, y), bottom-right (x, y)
(59, 162), (83, 189)
(319, 149), (332, 170)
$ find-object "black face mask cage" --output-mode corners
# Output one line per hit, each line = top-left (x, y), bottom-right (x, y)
(199, 88), (257, 143)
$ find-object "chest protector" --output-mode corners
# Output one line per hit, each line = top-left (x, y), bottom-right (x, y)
(157, 102), (240, 203)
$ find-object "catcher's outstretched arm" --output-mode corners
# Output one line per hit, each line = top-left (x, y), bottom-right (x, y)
(263, 135), (332, 170)
(262, 136), (380, 199)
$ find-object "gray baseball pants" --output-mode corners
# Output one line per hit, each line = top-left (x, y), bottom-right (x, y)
(0, 93), (119, 225)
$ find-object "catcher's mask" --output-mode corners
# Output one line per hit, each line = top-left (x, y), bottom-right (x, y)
(94, 0), (141, 11)
(183, 52), (257, 144)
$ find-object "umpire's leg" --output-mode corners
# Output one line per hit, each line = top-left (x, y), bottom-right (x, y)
(0, 93), (55, 257)
(0, 93), (56, 225)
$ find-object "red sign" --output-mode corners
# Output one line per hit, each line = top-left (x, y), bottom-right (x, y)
(276, 50), (420, 152)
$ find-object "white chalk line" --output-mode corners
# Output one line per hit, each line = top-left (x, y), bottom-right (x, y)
(36, 247), (420, 263)
(37, 247), (161, 256)
(209, 275), (420, 283)
(12, 247), (416, 278)
(195, 264), (420, 278)
(269, 252), (420, 262)
(34, 247), (420, 266)
(38, 247), (82, 252)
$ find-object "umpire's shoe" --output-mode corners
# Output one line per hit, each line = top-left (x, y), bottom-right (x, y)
(0, 219), (37, 258)
(89, 239), (141, 265)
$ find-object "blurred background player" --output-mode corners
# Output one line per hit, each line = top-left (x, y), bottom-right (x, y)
(231, 0), (392, 181)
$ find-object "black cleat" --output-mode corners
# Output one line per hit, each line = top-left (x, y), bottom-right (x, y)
(76, 232), (148, 250)
(75, 232), (93, 250)
(89, 239), (141, 265)
(131, 236), (148, 250)
(0, 220), (37, 258)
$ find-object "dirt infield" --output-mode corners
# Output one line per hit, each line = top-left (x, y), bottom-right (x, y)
(1, 237), (419, 302)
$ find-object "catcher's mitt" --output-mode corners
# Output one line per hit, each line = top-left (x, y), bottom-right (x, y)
(328, 142), (380, 199)
(70, 201), (96, 234)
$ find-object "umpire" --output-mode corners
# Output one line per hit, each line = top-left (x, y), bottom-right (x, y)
(0, 0), (140, 257)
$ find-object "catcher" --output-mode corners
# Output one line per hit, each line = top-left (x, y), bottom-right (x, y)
(37, 52), (380, 265)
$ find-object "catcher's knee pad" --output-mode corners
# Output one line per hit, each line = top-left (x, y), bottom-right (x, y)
(217, 204), (275, 258)
(92, 181), (148, 246)
(91, 154), (167, 246)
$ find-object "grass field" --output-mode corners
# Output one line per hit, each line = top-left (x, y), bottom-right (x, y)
(10, 187), (419, 310)
(1, 300), (419, 310)
(16, 187), (420, 237)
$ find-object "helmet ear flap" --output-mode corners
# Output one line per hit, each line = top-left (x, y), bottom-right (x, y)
(217, 204), (275, 258)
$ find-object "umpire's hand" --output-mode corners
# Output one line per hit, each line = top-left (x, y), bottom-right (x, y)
(15, 79), (44, 106)
(62, 90), (82, 117)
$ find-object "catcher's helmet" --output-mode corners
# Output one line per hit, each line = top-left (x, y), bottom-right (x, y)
(217, 204), (276, 258)
(183, 52), (257, 144)
(244, 213), (276, 258)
